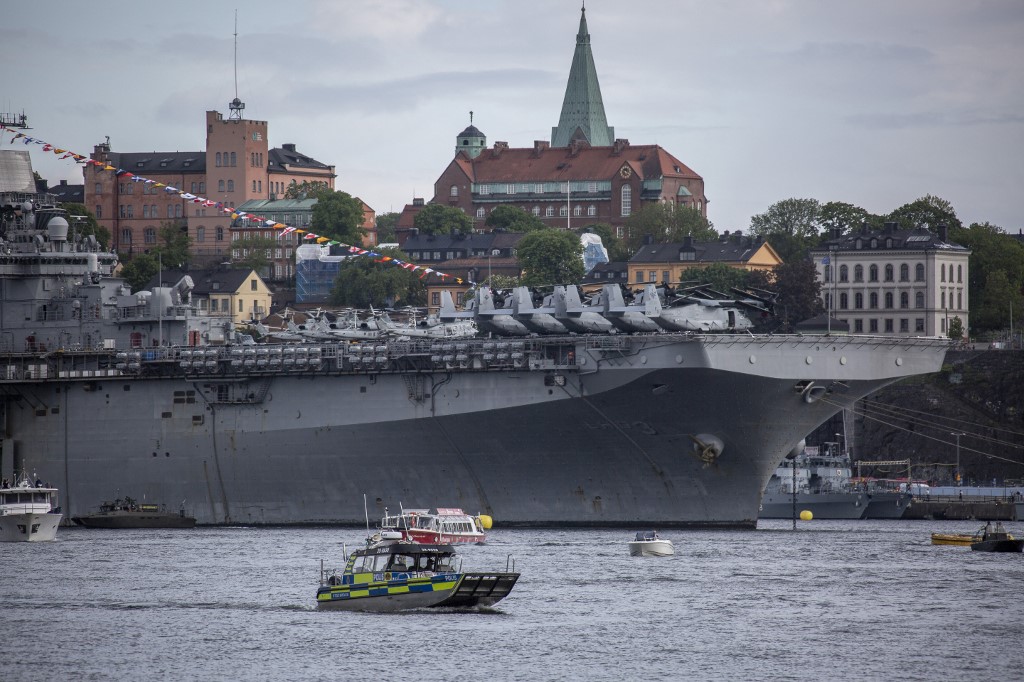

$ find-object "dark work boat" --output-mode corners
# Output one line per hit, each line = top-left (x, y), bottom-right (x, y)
(73, 497), (196, 529)
(970, 523), (1023, 553)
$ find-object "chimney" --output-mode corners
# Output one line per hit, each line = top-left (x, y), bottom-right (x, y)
(282, 143), (296, 152)
(568, 138), (583, 157)
(491, 141), (509, 158)
(412, 198), (424, 207)
(612, 138), (629, 155)
(937, 224), (948, 242)
(884, 221), (897, 234)
(533, 140), (549, 157)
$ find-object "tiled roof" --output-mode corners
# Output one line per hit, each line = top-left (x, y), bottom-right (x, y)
(448, 143), (701, 184)
(144, 268), (257, 295)
(630, 236), (765, 264)
(102, 151), (205, 174)
(269, 146), (332, 171)
(812, 225), (968, 253)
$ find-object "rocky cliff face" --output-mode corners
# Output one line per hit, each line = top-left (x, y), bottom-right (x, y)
(808, 350), (1024, 486)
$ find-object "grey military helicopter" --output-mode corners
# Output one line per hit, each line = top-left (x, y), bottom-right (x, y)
(595, 283), (663, 333)
(440, 287), (531, 337)
(651, 283), (774, 332)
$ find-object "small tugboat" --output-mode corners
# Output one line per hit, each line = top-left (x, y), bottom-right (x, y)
(628, 530), (675, 557)
(72, 497), (196, 529)
(971, 522), (1024, 553)
(316, 531), (519, 612)
(0, 472), (62, 542)
(380, 507), (490, 544)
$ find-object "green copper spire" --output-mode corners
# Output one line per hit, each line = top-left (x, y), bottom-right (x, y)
(551, 4), (614, 147)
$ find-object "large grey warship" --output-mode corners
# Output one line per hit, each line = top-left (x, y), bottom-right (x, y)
(0, 149), (949, 527)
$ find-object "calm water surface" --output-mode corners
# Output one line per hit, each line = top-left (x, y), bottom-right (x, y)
(2, 520), (1022, 681)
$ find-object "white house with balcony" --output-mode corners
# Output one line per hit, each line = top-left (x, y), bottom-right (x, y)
(810, 223), (970, 337)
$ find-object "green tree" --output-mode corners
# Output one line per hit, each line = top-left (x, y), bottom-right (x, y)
(62, 203), (111, 249)
(623, 204), (716, 253)
(151, 223), (191, 268)
(582, 223), (629, 262)
(311, 189), (366, 244)
(413, 203), (473, 236)
(329, 247), (426, 308)
(769, 259), (824, 331)
(284, 181), (330, 199)
(485, 205), (547, 232)
(749, 198), (821, 240)
(375, 211), (400, 243)
(120, 253), (160, 293)
(887, 194), (962, 231)
(818, 201), (879, 235)
(678, 263), (750, 292)
(948, 316), (964, 341)
(949, 222), (1024, 334)
(516, 229), (585, 287)
(233, 235), (280, 275)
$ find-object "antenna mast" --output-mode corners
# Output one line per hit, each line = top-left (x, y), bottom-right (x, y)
(229, 10), (245, 120)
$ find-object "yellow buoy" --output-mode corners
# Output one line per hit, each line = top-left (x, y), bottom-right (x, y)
(800, 510), (813, 521)
(477, 514), (493, 530)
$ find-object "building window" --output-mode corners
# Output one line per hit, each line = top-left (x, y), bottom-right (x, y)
(958, 264), (962, 283)
(958, 291), (962, 308)
(869, 264), (878, 282)
(941, 263), (946, 282)
(144, 227), (156, 244)
(142, 206), (149, 219)
(854, 265), (864, 282)
(197, 227), (205, 242)
(884, 292), (893, 309)
(941, 291), (946, 308)
(431, 292), (440, 306)
(588, 205), (596, 216)
(900, 263), (909, 281)
(507, 184), (515, 194)
(95, 205), (102, 219)
(854, 319), (863, 333)
(479, 184), (490, 195)
(869, 319), (878, 333)
(175, 205), (182, 218)
(94, 183), (102, 195)
(227, 180), (234, 192)
(545, 206), (555, 217)
(621, 185), (632, 217)
(449, 185), (458, 197)
(216, 227), (224, 241)
(239, 299), (244, 313)
(900, 318), (909, 333)
(532, 206), (540, 216)
(869, 292), (878, 309)
(559, 206), (568, 217)
(915, 292), (924, 309)
(839, 293), (848, 310)
(915, 318), (925, 332)
(252, 181), (257, 193)
(573, 205), (582, 217)
(636, 271), (644, 283)
(648, 271), (656, 283)
(855, 293), (863, 309)
(475, 208), (485, 218)
(915, 263), (925, 281)
(885, 319), (894, 333)
(121, 228), (131, 244)
(167, 205), (174, 218)
(218, 180), (225, 193)
(230, 152), (236, 166)
(900, 292), (908, 309)
(839, 265), (848, 282)
(216, 152), (222, 166)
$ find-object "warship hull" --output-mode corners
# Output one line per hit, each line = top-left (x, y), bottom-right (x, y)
(1, 334), (947, 528)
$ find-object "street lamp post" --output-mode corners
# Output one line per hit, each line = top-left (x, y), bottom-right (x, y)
(951, 431), (965, 486)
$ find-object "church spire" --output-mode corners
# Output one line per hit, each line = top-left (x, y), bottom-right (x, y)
(551, 3), (614, 147)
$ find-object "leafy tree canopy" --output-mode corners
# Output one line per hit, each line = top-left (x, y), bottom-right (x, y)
(484, 205), (547, 233)
(329, 247), (426, 308)
(749, 198), (821, 240)
(62, 203), (110, 249)
(412, 203), (473, 236)
(232, 234), (280, 276)
(887, 194), (962, 231)
(516, 229), (585, 287)
(948, 222), (1024, 334)
(623, 204), (716, 253)
(311, 189), (366, 244)
(375, 211), (400, 243)
(818, 201), (881, 235)
(120, 253), (159, 293)
(770, 259), (825, 331)
(284, 181), (330, 199)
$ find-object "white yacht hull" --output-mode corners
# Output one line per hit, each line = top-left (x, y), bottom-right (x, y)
(0, 512), (62, 542)
(628, 539), (675, 557)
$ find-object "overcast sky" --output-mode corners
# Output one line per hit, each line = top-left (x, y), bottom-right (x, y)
(4, 0), (1022, 234)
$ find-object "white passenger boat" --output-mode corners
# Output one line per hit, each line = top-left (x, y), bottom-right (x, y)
(628, 530), (674, 557)
(0, 473), (62, 542)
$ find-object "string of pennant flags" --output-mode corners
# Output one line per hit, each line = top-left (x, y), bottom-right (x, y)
(0, 123), (473, 285)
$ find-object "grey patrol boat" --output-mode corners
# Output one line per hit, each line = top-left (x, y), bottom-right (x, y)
(0, 148), (949, 527)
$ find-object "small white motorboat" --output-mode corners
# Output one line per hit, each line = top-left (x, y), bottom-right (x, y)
(628, 530), (674, 557)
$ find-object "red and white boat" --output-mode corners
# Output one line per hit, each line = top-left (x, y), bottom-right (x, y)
(381, 507), (490, 545)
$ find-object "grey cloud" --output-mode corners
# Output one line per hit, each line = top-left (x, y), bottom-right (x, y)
(847, 110), (1024, 129)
